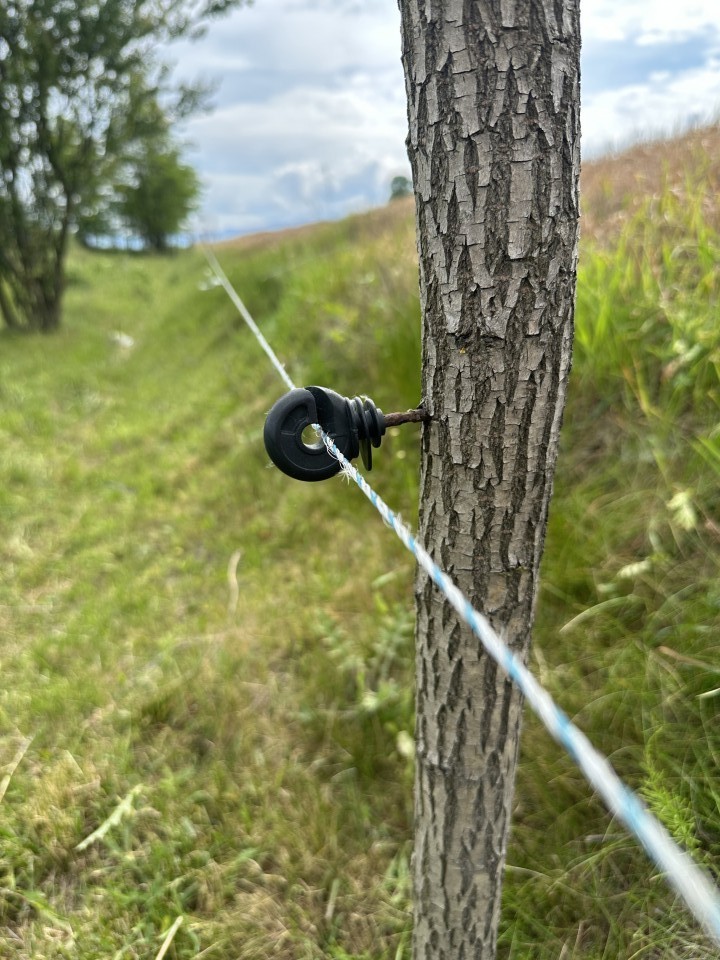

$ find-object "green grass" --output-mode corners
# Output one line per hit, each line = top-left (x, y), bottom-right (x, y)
(1, 180), (719, 959)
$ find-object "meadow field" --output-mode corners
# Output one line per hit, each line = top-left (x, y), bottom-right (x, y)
(1, 127), (719, 958)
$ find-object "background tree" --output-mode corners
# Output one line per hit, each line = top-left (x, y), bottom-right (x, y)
(0, 0), (244, 333)
(398, 1), (581, 957)
(119, 141), (200, 252)
(390, 174), (413, 201)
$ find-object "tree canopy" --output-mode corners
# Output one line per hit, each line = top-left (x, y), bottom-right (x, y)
(120, 141), (200, 252)
(389, 175), (412, 201)
(0, 0), (245, 331)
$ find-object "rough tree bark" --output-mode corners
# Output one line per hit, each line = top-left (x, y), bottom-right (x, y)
(398, 1), (580, 957)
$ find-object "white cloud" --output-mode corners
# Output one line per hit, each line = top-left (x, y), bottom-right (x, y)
(583, 0), (720, 44)
(174, 0), (402, 82)
(583, 57), (720, 156)
(188, 76), (405, 158)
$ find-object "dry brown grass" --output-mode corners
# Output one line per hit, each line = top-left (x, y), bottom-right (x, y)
(216, 197), (416, 255)
(581, 124), (720, 244)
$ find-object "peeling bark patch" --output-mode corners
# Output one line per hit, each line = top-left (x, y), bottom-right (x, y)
(448, 621), (463, 661)
(488, 399), (505, 480)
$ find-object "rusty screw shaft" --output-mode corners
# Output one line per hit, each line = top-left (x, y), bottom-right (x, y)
(383, 406), (429, 428)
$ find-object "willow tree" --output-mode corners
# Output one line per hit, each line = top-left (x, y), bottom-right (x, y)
(398, 1), (581, 956)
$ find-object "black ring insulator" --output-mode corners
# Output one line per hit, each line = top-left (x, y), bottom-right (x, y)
(263, 386), (386, 482)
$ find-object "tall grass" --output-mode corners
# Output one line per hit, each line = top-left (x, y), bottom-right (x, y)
(508, 184), (720, 958)
(0, 183), (718, 958)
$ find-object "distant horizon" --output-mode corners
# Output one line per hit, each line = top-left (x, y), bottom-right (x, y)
(188, 118), (719, 246)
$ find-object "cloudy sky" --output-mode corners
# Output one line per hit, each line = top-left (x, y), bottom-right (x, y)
(170, 0), (720, 238)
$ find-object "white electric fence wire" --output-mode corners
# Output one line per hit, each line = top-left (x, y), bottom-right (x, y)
(202, 245), (295, 391)
(203, 248), (720, 946)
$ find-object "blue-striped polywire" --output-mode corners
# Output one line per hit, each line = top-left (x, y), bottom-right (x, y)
(204, 251), (720, 946)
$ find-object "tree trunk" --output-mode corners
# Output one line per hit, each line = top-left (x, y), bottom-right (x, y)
(398, 1), (580, 957)
(0, 281), (20, 330)
(37, 294), (62, 333)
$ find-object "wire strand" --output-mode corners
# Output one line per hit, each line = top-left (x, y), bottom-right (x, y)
(203, 248), (720, 946)
(202, 245), (296, 392)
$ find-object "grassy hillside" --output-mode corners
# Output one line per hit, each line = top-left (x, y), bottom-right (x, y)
(1, 128), (719, 959)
